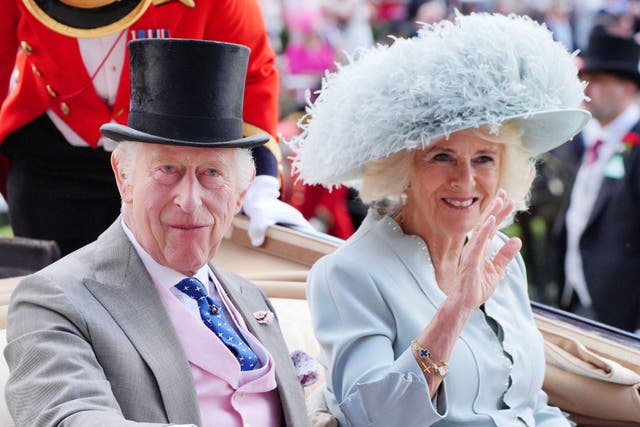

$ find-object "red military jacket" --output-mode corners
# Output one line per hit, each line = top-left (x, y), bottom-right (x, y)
(0, 0), (280, 195)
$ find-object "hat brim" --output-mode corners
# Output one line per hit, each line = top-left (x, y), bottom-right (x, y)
(22, 0), (152, 38)
(434, 108), (591, 155)
(100, 123), (270, 149)
(580, 63), (640, 86)
(302, 109), (591, 187)
(512, 108), (591, 155)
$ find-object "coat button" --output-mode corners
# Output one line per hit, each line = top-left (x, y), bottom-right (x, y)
(20, 41), (32, 54)
(46, 84), (57, 98)
(31, 64), (41, 77)
(60, 102), (70, 115)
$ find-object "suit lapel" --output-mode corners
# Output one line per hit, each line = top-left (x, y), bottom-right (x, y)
(586, 121), (640, 229)
(586, 175), (617, 228)
(84, 221), (201, 425)
(213, 267), (308, 427)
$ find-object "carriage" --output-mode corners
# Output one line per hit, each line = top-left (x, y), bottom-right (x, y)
(0, 216), (639, 426)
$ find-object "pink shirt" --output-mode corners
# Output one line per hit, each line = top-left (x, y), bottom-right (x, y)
(122, 222), (282, 427)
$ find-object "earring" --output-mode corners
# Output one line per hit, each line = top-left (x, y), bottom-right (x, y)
(400, 192), (408, 207)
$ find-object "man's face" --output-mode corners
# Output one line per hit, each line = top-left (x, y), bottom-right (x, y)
(583, 72), (637, 125)
(116, 143), (246, 276)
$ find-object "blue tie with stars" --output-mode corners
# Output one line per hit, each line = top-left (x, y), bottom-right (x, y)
(176, 277), (258, 371)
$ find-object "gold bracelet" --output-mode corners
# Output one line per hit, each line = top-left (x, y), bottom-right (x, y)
(411, 338), (449, 378)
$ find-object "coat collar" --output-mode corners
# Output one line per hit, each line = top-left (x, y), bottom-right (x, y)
(84, 219), (201, 425)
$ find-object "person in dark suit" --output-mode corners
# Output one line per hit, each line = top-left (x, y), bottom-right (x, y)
(4, 38), (309, 427)
(554, 28), (640, 335)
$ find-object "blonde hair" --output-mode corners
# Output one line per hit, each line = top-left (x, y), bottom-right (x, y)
(360, 123), (536, 219)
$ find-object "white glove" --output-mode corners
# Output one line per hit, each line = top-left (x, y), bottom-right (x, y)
(242, 175), (316, 246)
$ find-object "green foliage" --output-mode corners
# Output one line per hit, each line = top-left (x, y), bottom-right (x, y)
(0, 223), (13, 237)
(501, 222), (522, 239)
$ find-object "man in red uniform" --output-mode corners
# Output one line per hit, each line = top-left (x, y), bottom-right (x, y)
(0, 0), (311, 254)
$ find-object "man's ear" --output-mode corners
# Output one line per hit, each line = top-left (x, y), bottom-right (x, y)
(111, 153), (133, 203)
(235, 170), (256, 214)
(624, 79), (639, 95)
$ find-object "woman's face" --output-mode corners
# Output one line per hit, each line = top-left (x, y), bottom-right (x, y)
(406, 131), (503, 238)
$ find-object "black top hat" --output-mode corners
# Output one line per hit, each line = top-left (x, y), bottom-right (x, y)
(22, 0), (153, 38)
(100, 39), (269, 148)
(580, 28), (640, 85)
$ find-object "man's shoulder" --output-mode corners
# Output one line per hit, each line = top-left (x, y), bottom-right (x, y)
(14, 241), (99, 294)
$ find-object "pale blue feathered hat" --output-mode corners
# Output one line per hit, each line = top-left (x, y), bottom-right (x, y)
(289, 12), (591, 187)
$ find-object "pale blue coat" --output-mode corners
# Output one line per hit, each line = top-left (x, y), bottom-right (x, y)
(307, 211), (571, 427)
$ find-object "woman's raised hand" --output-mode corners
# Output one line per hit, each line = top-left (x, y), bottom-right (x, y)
(455, 189), (522, 312)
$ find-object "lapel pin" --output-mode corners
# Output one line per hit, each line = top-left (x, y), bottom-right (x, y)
(253, 310), (274, 325)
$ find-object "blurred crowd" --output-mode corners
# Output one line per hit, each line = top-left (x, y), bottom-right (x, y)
(266, 0), (640, 116)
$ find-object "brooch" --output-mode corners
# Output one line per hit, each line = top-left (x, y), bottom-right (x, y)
(253, 310), (275, 325)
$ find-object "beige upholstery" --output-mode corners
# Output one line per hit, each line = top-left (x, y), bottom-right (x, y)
(271, 298), (323, 398)
(0, 277), (19, 330)
(536, 318), (640, 425)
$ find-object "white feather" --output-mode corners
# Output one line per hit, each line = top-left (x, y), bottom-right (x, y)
(288, 12), (589, 188)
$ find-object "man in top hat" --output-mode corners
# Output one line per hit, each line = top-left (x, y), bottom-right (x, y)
(3, 38), (310, 427)
(553, 27), (640, 335)
(0, 0), (312, 255)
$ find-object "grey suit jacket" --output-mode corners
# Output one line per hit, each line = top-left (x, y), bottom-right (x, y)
(4, 220), (309, 427)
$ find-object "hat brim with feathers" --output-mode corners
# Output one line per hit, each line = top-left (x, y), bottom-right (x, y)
(289, 12), (590, 188)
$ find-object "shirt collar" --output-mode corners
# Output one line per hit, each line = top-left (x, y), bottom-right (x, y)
(120, 219), (210, 291)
